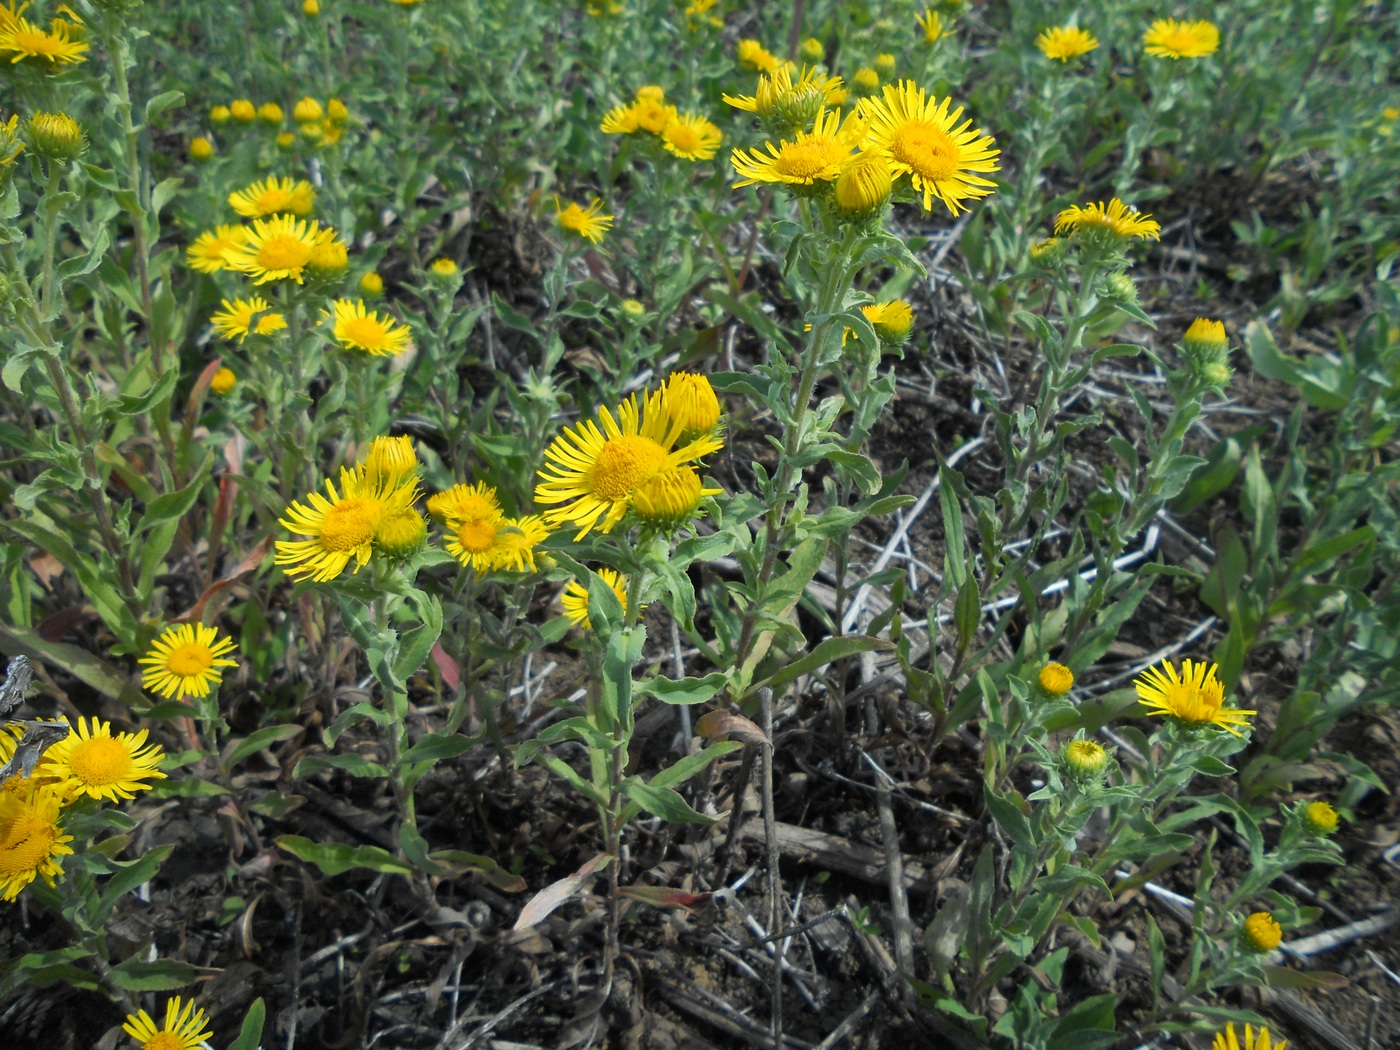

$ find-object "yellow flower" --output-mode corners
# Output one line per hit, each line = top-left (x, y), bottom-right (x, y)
(799, 37), (824, 63)
(730, 105), (865, 190)
(1143, 19), (1220, 60)
(230, 99), (256, 123)
(359, 271), (384, 296)
(293, 96), (324, 124)
(227, 176), (316, 219)
(224, 215), (342, 284)
(362, 434), (419, 488)
(446, 514), (550, 573)
(555, 197), (614, 244)
(26, 111), (84, 162)
(327, 299), (413, 356)
(534, 390), (725, 539)
(189, 136), (214, 161)
(860, 81), (1001, 215)
(122, 997), (214, 1050)
(1242, 912), (1283, 953)
(600, 102), (642, 134)
(209, 296), (287, 342)
(631, 467), (718, 528)
(210, 104), (231, 125)
(661, 113), (722, 161)
(0, 782), (73, 902)
(1135, 659), (1256, 737)
(722, 65), (845, 124)
(861, 299), (914, 342)
(835, 150), (893, 218)
(634, 98), (678, 135)
(561, 568), (631, 629)
(660, 371), (721, 442)
(0, 10), (88, 67)
(257, 101), (284, 125)
(1062, 739), (1107, 778)
(210, 367), (236, 395)
(1038, 662), (1074, 695)
(1183, 318), (1227, 355)
(635, 85), (666, 105)
(852, 67), (880, 95)
(1213, 1024), (1288, 1050)
(304, 0), (320, 14)
(326, 98), (349, 124)
(39, 717), (166, 802)
(429, 257), (459, 277)
(426, 481), (501, 525)
(1037, 25), (1098, 62)
(187, 224), (250, 274)
(736, 38), (781, 75)
(1028, 236), (1066, 267)
(276, 131), (296, 150)
(1054, 198), (1160, 243)
(873, 53), (896, 78)
(1303, 801), (1339, 835)
(307, 238), (348, 278)
(375, 509), (426, 558)
(915, 8), (946, 44)
(138, 624), (238, 702)
(275, 466), (416, 582)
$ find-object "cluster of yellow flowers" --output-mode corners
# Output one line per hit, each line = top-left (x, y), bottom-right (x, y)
(0, 716), (166, 902)
(601, 84), (724, 162)
(1034, 18), (1219, 64)
(427, 481), (551, 574)
(0, 1), (87, 69)
(205, 95), (352, 153)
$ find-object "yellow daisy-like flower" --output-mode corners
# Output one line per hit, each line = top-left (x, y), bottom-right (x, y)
(634, 98), (678, 135)
(491, 515), (552, 572)
(362, 434), (419, 487)
(0, 782), (73, 902)
(229, 99), (256, 123)
(186, 224), (250, 274)
(210, 368), (236, 395)
(600, 102), (642, 135)
(0, 11), (88, 67)
(860, 299), (914, 342)
(860, 81), (1001, 215)
(660, 372), (721, 442)
(224, 215), (341, 285)
(1038, 662), (1074, 695)
(1143, 19), (1220, 60)
(1213, 1024), (1287, 1050)
(555, 197), (614, 244)
(122, 996), (215, 1050)
(1303, 800), (1339, 836)
(327, 298), (413, 356)
(835, 150), (893, 218)
(534, 390), (725, 540)
(1062, 739), (1107, 778)
(1054, 198), (1161, 243)
(631, 466), (718, 528)
(1241, 912), (1283, 952)
(561, 568), (631, 629)
(426, 481), (502, 525)
(915, 8), (946, 45)
(227, 176), (316, 219)
(723, 65), (845, 121)
(736, 38), (781, 75)
(730, 105), (865, 189)
(661, 113), (722, 161)
(209, 296), (288, 343)
(275, 466), (417, 583)
(138, 624), (239, 702)
(1037, 25), (1098, 62)
(445, 514), (550, 573)
(39, 717), (166, 802)
(1135, 659), (1256, 737)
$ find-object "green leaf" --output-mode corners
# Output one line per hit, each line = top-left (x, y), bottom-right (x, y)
(983, 784), (1035, 854)
(294, 753), (391, 779)
(400, 731), (472, 765)
(106, 958), (211, 992)
(755, 635), (894, 695)
(143, 90), (186, 123)
(0, 947), (99, 998)
(430, 850), (528, 893)
(96, 845), (174, 924)
(491, 292), (539, 337)
(392, 593), (443, 688)
(225, 725), (302, 767)
(824, 449), (881, 495)
(276, 835), (413, 876)
(620, 779), (716, 824)
(135, 455), (212, 535)
(229, 999), (266, 1050)
(636, 671), (727, 706)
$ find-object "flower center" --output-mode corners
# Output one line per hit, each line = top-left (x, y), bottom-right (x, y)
(165, 643), (213, 678)
(0, 810), (55, 873)
(558, 207), (587, 233)
(256, 235), (312, 271)
(320, 498), (380, 551)
(456, 518), (498, 553)
(775, 138), (840, 179)
(255, 189), (292, 213)
(1162, 30), (1195, 54)
(13, 30), (61, 58)
(668, 124), (701, 151)
(591, 435), (668, 501)
(144, 1033), (190, 1050)
(341, 316), (388, 347)
(69, 736), (133, 786)
(892, 122), (959, 180)
(1175, 686), (1221, 723)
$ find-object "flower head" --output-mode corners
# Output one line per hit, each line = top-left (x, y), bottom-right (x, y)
(210, 297), (287, 343)
(1038, 662), (1074, 696)
(915, 9), (946, 45)
(327, 299), (413, 356)
(122, 997), (215, 1050)
(799, 37), (824, 63)
(859, 81), (1000, 215)
(375, 510), (426, 558)
(138, 624), (238, 701)
(835, 150), (893, 218)
(187, 225), (251, 274)
(1054, 198), (1160, 244)
(190, 137), (214, 162)
(631, 467), (718, 529)
(210, 367), (237, 395)
(723, 65), (844, 133)
(736, 38), (782, 74)
(555, 197), (613, 244)
(534, 390), (725, 539)
(359, 271), (384, 296)
(852, 68), (881, 96)
(861, 300), (914, 342)
(228, 176), (316, 219)
(26, 111), (84, 162)
(1143, 19), (1220, 60)
(426, 481), (502, 526)
(1242, 912), (1283, 953)
(294, 96), (324, 124)
(230, 99), (256, 122)
(1037, 25), (1098, 62)
(1183, 318), (1227, 355)
(225, 215), (342, 285)
(1212, 1024), (1287, 1050)
(660, 372), (721, 442)
(1303, 801), (1339, 836)
(362, 435), (419, 488)
(730, 105), (865, 190)
(0, 10), (88, 68)
(446, 514), (550, 573)
(257, 101), (283, 125)
(276, 466), (418, 582)
(561, 568), (631, 629)
(40, 717), (166, 802)
(1062, 739), (1107, 779)
(210, 104), (232, 125)
(661, 113), (723, 161)
(0, 782), (73, 901)
(1135, 659), (1255, 737)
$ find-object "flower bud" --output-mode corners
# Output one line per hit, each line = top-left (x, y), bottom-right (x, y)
(861, 299), (914, 343)
(363, 434), (419, 487)
(1302, 800), (1339, 836)
(1028, 236), (1066, 269)
(852, 68), (880, 95)
(326, 98), (349, 125)
(620, 298), (647, 320)
(633, 467), (711, 529)
(303, 0), (320, 14)
(359, 271), (384, 297)
(1242, 912), (1282, 953)
(1103, 272), (1139, 303)
(661, 372), (721, 442)
(190, 136), (214, 162)
(229, 99), (256, 123)
(375, 511), (427, 559)
(257, 102), (284, 125)
(835, 151), (892, 220)
(1039, 662), (1074, 696)
(799, 37), (825, 63)
(210, 367), (237, 395)
(429, 257), (459, 278)
(1062, 739), (1107, 779)
(293, 97), (324, 124)
(275, 132), (297, 150)
(306, 239), (349, 281)
(210, 104), (232, 125)
(873, 52), (896, 78)
(1182, 318), (1232, 390)
(26, 112), (85, 163)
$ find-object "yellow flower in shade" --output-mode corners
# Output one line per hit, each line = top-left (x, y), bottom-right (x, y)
(257, 101), (283, 125)
(429, 257), (459, 277)
(736, 38), (781, 75)
(1143, 19), (1220, 60)
(189, 136), (214, 162)
(187, 224), (251, 274)
(1054, 198), (1160, 243)
(276, 131), (296, 150)
(122, 997), (214, 1050)
(326, 98), (349, 125)
(635, 85), (665, 104)
(293, 96), (324, 124)
(555, 197), (614, 244)
(730, 105), (865, 190)
(561, 568), (631, 629)
(1303, 800), (1339, 835)
(374, 510), (426, 558)
(0, 11), (88, 67)
(861, 299), (914, 342)
(275, 466), (417, 582)
(874, 53), (896, 78)
(210, 104), (231, 125)
(210, 297), (288, 343)
(225, 215), (341, 284)
(1038, 662), (1074, 695)
(860, 81), (1001, 215)
(39, 717), (166, 802)
(359, 271), (384, 296)
(799, 37), (824, 63)
(1242, 912), (1283, 953)
(534, 390), (725, 539)
(660, 371), (721, 442)
(307, 238), (348, 279)
(138, 624), (238, 701)
(228, 176), (316, 219)
(362, 434), (419, 487)
(835, 150), (893, 218)
(1212, 1024), (1287, 1050)
(426, 481), (501, 525)
(632, 467), (718, 528)
(0, 782), (73, 902)
(852, 67), (880, 95)
(230, 99), (256, 123)
(210, 368), (236, 395)
(1037, 25), (1098, 62)
(661, 113), (722, 161)
(1135, 659), (1256, 737)
(600, 102), (642, 135)
(1062, 739), (1107, 779)
(328, 299), (413, 356)
(446, 514), (550, 573)
(723, 65), (845, 125)
(915, 9), (946, 44)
